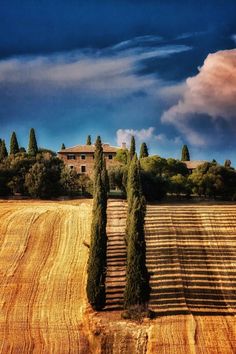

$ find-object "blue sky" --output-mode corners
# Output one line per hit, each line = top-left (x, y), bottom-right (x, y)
(0, 0), (236, 163)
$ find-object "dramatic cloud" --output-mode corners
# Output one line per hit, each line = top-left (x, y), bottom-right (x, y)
(0, 38), (191, 99)
(162, 49), (236, 146)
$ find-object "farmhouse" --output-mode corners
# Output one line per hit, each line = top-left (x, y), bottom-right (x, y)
(183, 160), (207, 174)
(58, 143), (125, 176)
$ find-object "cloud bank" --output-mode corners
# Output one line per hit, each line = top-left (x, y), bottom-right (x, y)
(162, 49), (236, 146)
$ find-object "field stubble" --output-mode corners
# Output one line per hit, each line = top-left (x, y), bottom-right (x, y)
(0, 200), (235, 353)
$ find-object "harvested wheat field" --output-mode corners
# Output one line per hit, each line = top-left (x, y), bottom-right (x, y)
(0, 199), (93, 353)
(0, 199), (236, 353)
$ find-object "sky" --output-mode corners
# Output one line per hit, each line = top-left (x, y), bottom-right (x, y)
(0, 0), (236, 164)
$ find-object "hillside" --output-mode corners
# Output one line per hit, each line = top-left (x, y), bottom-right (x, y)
(0, 200), (92, 353)
(0, 200), (235, 353)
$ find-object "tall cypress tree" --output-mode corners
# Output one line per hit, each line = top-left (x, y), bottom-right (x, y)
(86, 136), (107, 310)
(28, 128), (38, 155)
(139, 142), (149, 159)
(0, 140), (8, 161)
(61, 143), (66, 150)
(181, 145), (190, 161)
(129, 136), (136, 161)
(86, 135), (92, 145)
(10, 132), (19, 155)
(124, 154), (149, 309)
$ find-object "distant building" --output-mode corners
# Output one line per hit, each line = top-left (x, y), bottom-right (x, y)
(58, 143), (125, 176)
(183, 160), (207, 174)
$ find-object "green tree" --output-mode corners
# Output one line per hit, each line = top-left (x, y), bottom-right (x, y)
(19, 147), (26, 153)
(0, 140), (8, 161)
(86, 136), (107, 310)
(139, 142), (149, 159)
(28, 128), (38, 155)
(124, 154), (149, 309)
(86, 135), (92, 145)
(25, 157), (62, 198)
(115, 148), (129, 165)
(129, 136), (136, 161)
(61, 143), (66, 150)
(181, 145), (190, 161)
(10, 132), (20, 155)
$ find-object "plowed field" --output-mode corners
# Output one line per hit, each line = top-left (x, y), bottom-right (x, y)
(0, 200), (235, 353)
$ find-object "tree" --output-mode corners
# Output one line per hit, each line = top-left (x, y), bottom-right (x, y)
(129, 136), (136, 161)
(19, 147), (26, 153)
(25, 157), (62, 198)
(181, 145), (190, 161)
(0, 140), (8, 161)
(60, 166), (80, 196)
(28, 128), (38, 155)
(61, 143), (66, 150)
(188, 162), (236, 199)
(170, 174), (191, 197)
(124, 154), (149, 309)
(86, 135), (92, 145)
(86, 136), (107, 310)
(115, 148), (129, 165)
(140, 142), (149, 159)
(10, 131), (20, 155)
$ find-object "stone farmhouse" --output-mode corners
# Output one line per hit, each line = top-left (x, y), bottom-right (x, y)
(58, 143), (126, 176)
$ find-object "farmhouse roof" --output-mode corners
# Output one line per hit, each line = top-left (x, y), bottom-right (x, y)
(58, 143), (120, 154)
(183, 160), (207, 170)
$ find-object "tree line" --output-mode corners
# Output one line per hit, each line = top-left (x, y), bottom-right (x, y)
(0, 129), (92, 198)
(109, 143), (236, 201)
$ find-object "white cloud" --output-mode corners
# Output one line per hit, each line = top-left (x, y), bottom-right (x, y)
(116, 127), (182, 150)
(161, 49), (236, 146)
(0, 40), (191, 98)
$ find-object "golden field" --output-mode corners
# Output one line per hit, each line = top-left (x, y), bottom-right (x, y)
(0, 199), (235, 353)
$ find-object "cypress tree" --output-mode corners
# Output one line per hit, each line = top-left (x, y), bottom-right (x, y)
(129, 136), (136, 161)
(124, 154), (149, 309)
(61, 143), (66, 150)
(10, 131), (19, 155)
(181, 145), (190, 161)
(86, 135), (92, 145)
(0, 140), (8, 161)
(86, 136), (107, 310)
(28, 128), (38, 155)
(140, 142), (149, 159)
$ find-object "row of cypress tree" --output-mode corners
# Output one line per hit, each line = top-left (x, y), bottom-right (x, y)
(86, 135), (150, 312)
(0, 128), (38, 161)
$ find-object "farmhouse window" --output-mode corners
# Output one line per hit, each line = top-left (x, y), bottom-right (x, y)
(108, 154), (113, 160)
(67, 154), (76, 160)
(81, 165), (86, 173)
(81, 154), (86, 160)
